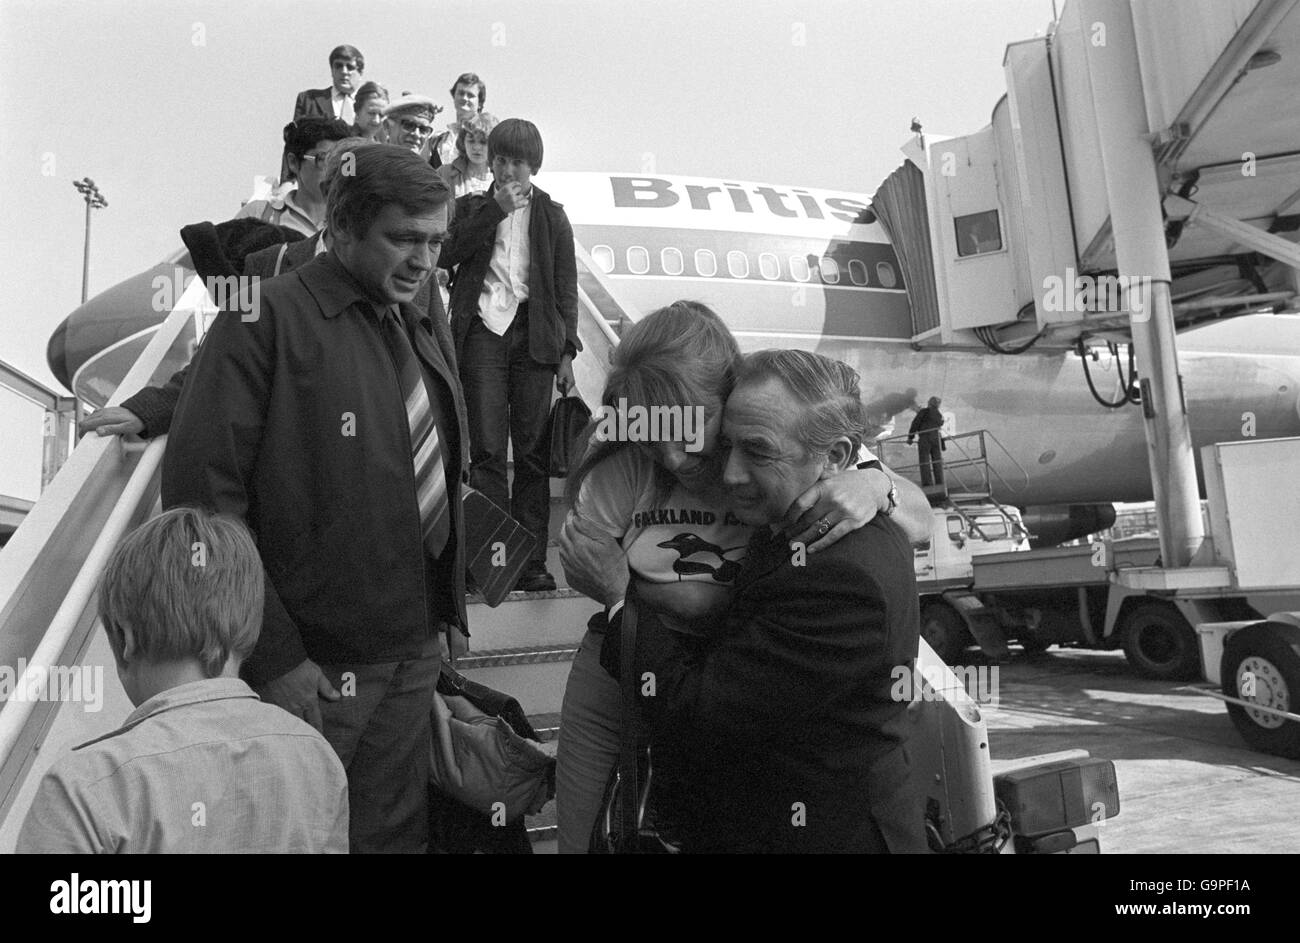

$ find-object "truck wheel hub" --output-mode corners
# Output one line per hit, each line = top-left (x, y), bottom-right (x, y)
(1238, 656), (1288, 730)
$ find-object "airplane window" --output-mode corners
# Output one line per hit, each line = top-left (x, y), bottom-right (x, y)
(758, 253), (780, 280)
(661, 247), (684, 276)
(877, 261), (898, 288)
(847, 259), (868, 286)
(954, 210), (1003, 257)
(695, 249), (717, 277)
(819, 257), (840, 284)
(592, 245), (616, 274)
(627, 246), (650, 275)
(727, 250), (749, 279)
(789, 255), (811, 282)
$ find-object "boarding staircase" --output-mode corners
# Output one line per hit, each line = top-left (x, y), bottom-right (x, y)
(0, 246), (638, 851)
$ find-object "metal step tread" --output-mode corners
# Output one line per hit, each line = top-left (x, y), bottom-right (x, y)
(528, 712), (561, 742)
(525, 715), (561, 844)
(526, 823), (557, 844)
(467, 586), (587, 606)
(456, 644), (580, 669)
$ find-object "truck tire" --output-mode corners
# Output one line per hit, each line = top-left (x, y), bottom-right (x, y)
(1119, 601), (1200, 680)
(1018, 635), (1051, 655)
(921, 602), (969, 665)
(1221, 621), (1300, 760)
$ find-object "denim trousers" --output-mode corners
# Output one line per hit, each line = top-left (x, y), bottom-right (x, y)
(316, 641), (441, 853)
(555, 625), (622, 853)
(459, 313), (555, 565)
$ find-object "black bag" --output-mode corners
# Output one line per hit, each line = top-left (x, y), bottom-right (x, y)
(461, 486), (537, 606)
(429, 663), (554, 820)
(588, 596), (683, 854)
(427, 663), (556, 855)
(545, 394), (593, 478)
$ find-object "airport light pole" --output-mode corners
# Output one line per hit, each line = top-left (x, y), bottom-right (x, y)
(73, 178), (107, 304)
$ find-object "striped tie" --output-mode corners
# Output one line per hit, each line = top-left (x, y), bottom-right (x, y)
(380, 306), (450, 559)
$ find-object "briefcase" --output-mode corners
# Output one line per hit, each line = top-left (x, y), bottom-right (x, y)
(461, 486), (537, 606)
(545, 394), (593, 478)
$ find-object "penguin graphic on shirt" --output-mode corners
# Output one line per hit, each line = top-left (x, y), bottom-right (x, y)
(657, 533), (747, 584)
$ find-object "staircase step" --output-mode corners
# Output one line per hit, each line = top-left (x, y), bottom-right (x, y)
(457, 651), (576, 717)
(457, 644), (580, 669)
(527, 711), (561, 742)
(466, 587), (597, 652)
(523, 715), (561, 846)
(527, 824), (558, 847)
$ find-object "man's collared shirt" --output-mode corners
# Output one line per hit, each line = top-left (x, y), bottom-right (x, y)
(331, 88), (355, 123)
(235, 186), (318, 238)
(16, 678), (349, 853)
(477, 191), (532, 335)
(435, 122), (462, 167)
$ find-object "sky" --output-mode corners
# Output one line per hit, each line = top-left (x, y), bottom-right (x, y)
(0, 0), (1054, 495)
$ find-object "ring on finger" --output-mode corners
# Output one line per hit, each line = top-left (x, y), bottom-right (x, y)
(816, 517), (830, 536)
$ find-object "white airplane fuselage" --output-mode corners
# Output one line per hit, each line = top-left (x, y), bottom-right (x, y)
(46, 172), (1300, 510)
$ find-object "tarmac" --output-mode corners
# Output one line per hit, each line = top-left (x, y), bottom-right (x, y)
(984, 647), (1300, 854)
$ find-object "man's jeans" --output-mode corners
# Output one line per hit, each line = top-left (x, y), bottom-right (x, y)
(460, 312), (555, 564)
(317, 640), (441, 853)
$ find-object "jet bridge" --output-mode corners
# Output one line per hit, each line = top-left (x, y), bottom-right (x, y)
(872, 0), (1300, 352)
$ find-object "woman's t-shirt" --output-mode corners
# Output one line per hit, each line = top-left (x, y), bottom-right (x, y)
(572, 445), (752, 588)
(569, 443), (880, 629)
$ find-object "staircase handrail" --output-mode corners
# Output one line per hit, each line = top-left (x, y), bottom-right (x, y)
(0, 302), (194, 829)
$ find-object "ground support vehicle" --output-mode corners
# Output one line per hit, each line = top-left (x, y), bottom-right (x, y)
(892, 431), (1271, 684)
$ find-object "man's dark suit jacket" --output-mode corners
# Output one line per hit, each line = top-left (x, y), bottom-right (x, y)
(161, 251), (471, 685)
(293, 87), (337, 120)
(629, 515), (926, 854)
(125, 236), (448, 439)
(437, 184), (580, 366)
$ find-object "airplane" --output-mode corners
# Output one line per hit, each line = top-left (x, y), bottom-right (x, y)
(43, 169), (1300, 546)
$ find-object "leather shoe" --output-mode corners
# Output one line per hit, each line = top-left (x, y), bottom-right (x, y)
(516, 562), (556, 593)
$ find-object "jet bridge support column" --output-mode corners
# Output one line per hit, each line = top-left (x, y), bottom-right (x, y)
(1078, 0), (1204, 567)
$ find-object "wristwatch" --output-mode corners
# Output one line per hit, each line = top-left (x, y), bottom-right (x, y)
(858, 459), (899, 517)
